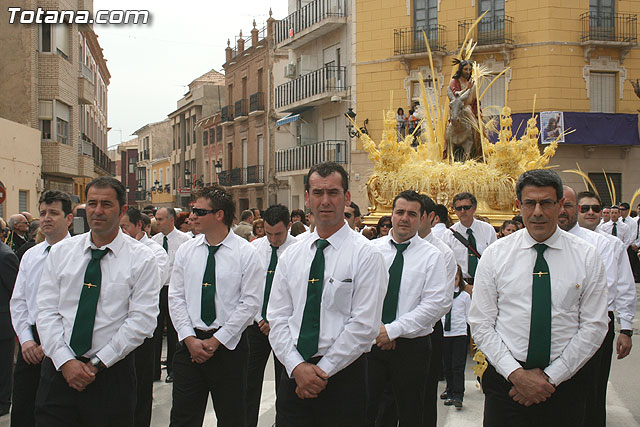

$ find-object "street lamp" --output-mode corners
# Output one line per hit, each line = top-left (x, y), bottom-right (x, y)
(155, 180), (162, 193)
(345, 108), (358, 138)
(184, 169), (191, 188)
(215, 160), (222, 175)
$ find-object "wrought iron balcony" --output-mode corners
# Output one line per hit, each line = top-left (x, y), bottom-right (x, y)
(275, 0), (347, 47)
(275, 65), (346, 110)
(394, 25), (447, 55)
(250, 92), (265, 113)
(580, 12), (637, 43)
(218, 165), (264, 186)
(221, 105), (234, 123)
(458, 15), (513, 47)
(234, 99), (248, 119)
(275, 140), (347, 173)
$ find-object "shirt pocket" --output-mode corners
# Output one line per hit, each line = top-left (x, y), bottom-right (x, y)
(215, 270), (242, 302)
(553, 276), (582, 313)
(324, 279), (353, 315)
(102, 282), (131, 319)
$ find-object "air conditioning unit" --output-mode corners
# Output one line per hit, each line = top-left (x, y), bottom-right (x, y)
(284, 63), (296, 79)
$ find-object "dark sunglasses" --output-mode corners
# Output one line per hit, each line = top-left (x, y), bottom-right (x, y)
(380, 223), (391, 228)
(344, 212), (352, 219)
(454, 205), (473, 212)
(192, 207), (218, 217)
(578, 204), (602, 213)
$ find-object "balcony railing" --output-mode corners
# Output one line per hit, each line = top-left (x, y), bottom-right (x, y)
(234, 99), (248, 118)
(250, 92), (265, 112)
(458, 15), (513, 46)
(275, 65), (346, 109)
(275, 140), (347, 173)
(92, 143), (113, 174)
(221, 105), (234, 122)
(80, 63), (94, 84)
(580, 12), (637, 43)
(394, 25), (447, 55)
(79, 133), (93, 156)
(275, 0), (347, 45)
(218, 165), (265, 186)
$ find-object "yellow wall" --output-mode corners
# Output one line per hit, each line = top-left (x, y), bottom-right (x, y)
(0, 118), (42, 217)
(151, 160), (175, 205)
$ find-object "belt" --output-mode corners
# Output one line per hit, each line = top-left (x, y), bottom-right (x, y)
(194, 328), (220, 339)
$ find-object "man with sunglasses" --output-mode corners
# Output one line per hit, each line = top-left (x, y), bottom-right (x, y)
(599, 205), (634, 247)
(344, 202), (360, 231)
(151, 207), (190, 383)
(168, 185), (263, 426)
(469, 169), (608, 426)
(441, 192), (496, 289)
(561, 188), (635, 426)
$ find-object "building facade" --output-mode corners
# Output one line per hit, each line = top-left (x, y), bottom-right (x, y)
(353, 0), (640, 208)
(272, 0), (354, 211)
(169, 70), (225, 208)
(117, 138), (138, 207)
(134, 119), (172, 206)
(220, 16), (275, 216)
(196, 112), (224, 186)
(150, 158), (173, 207)
(0, 0), (112, 203)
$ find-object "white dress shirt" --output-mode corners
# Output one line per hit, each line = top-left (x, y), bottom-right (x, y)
(169, 230), (264, 350)
(251, 233), (297, 323)
(374, 232), (450, 340)
(152, 227), (191, 286)
(10, 234), (70, 345)
(468, 227), (608, 386)
(424, 232), (457, 292)
(441, 219), (497, 279)
(597, 219), (633, 246)
(596, 229), (637, 330)
(442, 288), (471, 337)
(431, 223), (447, 240)
(629, 216), (640, 246)
(37, 230), (161, 369)
(268, 222), (388, 378)
(140, 233), (170, 289)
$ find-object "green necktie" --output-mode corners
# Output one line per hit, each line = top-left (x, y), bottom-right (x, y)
(467, 228), (478, 278)
(70, 248), (109, 356)
(525, 243), (552, 369)
(297, 239), (329, 361)
(382, 241), (410, 323)
(201, 245), (221, 326)
(261, 245), (279, 321)
(444, 288), (463, 331)
(612, 222), (617, 237)
(163, 235), (168, 252)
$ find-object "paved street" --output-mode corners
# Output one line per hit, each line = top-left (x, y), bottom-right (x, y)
(3, 284), (640, 426)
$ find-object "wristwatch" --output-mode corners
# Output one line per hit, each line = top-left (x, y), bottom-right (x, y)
(620, 329), (633, 337)
(90, 356), (106, 372)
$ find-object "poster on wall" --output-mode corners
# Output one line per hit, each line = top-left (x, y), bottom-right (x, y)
(540, 111), (564, 144)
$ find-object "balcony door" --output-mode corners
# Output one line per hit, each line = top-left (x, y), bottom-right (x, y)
(590, 0), (615, 40)
(242, 138), (248, 183)
(414, 0), (438, 50)
(478, 0), (505, 44)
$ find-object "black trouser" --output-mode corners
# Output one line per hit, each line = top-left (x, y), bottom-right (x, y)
(442, 335), (468, 401)
(245, 323), (284, 427)
(422, 320), (444, 427)
(11, 326), (41, 427)
(366, 335), (431, 427)
(0, 337), (14, 413)
(154, 285), (177, 379)
(628, 246), (640, 282)
(170, 330), (248, 427)
(276, 354), (367, 427)
(35, 354), (136, 427)
(134, 337), (155, 427)
(481, 361), (588, 427)
(583, 311), (615, 427)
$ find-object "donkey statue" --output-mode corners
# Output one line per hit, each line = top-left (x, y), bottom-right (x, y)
(445, 86), (482, 161)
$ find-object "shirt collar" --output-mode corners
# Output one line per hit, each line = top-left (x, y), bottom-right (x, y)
(458, 219), (475, 232)
(308, 221), (351, 251)
(140, 234), (150, 244)
(44, 232), (71, 253)
(166, 227), (180, 240)
(520, 226), (563, 250)
(388, 230), (420, 248)
(567, 223), (582, 236)
(197, 229), (236, 249)
(84, 228), (125, 255)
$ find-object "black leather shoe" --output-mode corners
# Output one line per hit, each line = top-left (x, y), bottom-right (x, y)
(453, 399), (463, 410)
(165, 375), (174, 383)
(444, 399), (453, 406)
(440, 391), (449, 400)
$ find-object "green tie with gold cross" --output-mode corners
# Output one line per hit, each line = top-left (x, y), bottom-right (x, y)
(382, 241), (410, 323)
(70, 248), (109, 356)
(261, 245), (279, 321)
(525, 243), (552, 369)
(297, 239), (329, 361)
(201, 245), (221, 326)
(467, 228), (478, 278)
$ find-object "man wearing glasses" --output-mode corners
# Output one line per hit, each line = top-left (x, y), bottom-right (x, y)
(168, 185), (264, 426)
(573, 190), (635, 426)
(469, 169), (608, 425)
(441, 192), (497, 289)
(344, 202), (360, 231)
